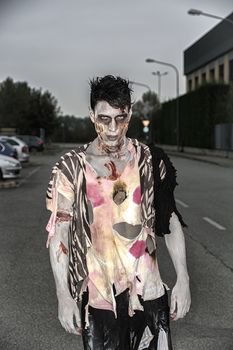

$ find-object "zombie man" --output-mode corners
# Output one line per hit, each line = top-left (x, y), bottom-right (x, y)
(46, 75), (191, 350)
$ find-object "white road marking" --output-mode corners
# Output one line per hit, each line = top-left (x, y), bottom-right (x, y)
(175, 198), (189, 208)
(19, 166), (41, 185)
(203, 217), (226, 230)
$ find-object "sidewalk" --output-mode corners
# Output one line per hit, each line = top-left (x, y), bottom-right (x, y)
(163, 148), (233, 168)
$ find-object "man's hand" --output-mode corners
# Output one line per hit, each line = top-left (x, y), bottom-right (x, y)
(164, 212), (191, 321)
(170, 277), (191, 321)
(57, 293), (82, 335)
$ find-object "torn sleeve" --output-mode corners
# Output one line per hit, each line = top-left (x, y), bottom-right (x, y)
(148, 144), (187, 237)
(46, 158), (75, 247)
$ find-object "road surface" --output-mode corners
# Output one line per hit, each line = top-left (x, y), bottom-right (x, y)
(0, 148), (232, 350)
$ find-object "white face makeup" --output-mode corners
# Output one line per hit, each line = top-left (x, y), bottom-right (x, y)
(90, 101), (132, 153)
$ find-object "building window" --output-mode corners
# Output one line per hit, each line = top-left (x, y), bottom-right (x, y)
(188, 79), (192, 92)
(219, 64), (224, 82)
(202, 72), (206, 84)
(194, 76), (199, 89)
(229, 59), (233, 82)
(210, 68), (215, 82)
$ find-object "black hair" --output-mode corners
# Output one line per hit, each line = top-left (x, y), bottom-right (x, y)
(89, 75), (133, 111)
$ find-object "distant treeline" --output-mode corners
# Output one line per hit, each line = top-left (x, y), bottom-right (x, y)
(0, 77), (147, 142)
(52, 114), (145, 143)
(52, 90), (159, 143)
(1, 77), (232, 147)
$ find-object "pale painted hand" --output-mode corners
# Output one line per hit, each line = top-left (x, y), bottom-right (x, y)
(58, 294), (82, 335)
(170, 277), (191, 321)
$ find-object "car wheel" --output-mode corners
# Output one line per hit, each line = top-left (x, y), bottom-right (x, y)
(0, 169), (3, 181)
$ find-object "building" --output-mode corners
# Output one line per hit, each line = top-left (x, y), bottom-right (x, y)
(184, 11), (233, 92)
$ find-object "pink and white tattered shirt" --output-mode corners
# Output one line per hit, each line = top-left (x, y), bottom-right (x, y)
(82, 140), (167, 318)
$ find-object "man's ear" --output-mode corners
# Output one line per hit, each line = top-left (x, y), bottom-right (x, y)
(128, 108), (132, 120)
(89, 108), (95, 123)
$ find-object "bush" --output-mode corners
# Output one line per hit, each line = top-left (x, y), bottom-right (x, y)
(153, 83), (232, 148)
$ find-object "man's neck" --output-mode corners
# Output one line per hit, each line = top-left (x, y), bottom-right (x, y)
(97, 137), (129, 160)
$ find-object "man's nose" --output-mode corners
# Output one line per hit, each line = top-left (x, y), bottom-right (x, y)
(109, 119), (117, 132)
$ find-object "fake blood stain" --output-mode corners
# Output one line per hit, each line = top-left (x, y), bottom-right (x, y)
(104, 161), (119, 180)
(56, 241), (68, 262)
(60, 241), (68, 255)
(86, 183), (105, 208)
(133, 186), (141, 205)
(129, 240), (146, 258)
(56, 212), (71, 222)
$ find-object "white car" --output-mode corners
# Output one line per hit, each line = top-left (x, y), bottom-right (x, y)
(0, 154), (22, 180)
(0, 136), (29, 162)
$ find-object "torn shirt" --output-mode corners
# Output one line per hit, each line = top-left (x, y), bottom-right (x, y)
(46, 138), (187, 303)
(84, 140), (165, 317)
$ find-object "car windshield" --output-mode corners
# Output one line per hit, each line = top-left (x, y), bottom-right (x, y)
(5, 139), (19, 146)
(0, 141), (14, 152)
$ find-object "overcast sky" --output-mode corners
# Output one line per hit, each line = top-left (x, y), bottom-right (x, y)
(0, 0), (232, 117)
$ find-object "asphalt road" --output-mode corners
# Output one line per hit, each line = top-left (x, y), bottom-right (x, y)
(0, 148), (232, 350)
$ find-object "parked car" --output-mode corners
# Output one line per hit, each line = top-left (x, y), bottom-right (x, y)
(0, 136), (29, 162)
(0, 140), (18, 159)
(0, 154), (22, 180)
(17, 135), (44, 152)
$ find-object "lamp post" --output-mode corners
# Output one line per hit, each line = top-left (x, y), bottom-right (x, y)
(152, 71), (168, 100)
(129, 80), (151, 92)
(187, 9), (233, 25)
(146, 58), (180, 151)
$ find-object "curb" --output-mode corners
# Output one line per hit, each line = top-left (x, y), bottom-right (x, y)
(0, 180), (18, 189)
(166, 151), (233, 168)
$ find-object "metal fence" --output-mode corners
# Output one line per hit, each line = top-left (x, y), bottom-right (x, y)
(214, 123), (233, 150)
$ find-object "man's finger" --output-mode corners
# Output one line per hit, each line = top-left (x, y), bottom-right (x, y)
(67, 322), (79, 335)
(60, 319), (69, 332)
(172, 300), (181, 320)
(175, 303), (187, 320)
(64, 323), (71, 333)
(76, 326), (83, 335)
(170, 312), (176, 320)
(170, 296), (176, 314)
(181, 301), (189, 317)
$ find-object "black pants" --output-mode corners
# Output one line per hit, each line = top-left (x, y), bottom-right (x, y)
(81, 288), (173, 350)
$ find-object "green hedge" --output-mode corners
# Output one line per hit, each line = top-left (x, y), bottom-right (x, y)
(153, 83), (232, 148)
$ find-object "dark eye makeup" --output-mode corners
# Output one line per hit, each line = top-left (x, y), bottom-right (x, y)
(97, 114), (128, 123)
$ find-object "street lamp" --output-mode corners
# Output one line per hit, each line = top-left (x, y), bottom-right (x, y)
(187, 9), (233, 25)
(146, 58), (180, 151)
(152, 71), (168, 100)
(129, 80), (151, 92)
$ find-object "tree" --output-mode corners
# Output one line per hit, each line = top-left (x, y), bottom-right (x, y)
(132, 91), (160, 120)
(0, 77), (60, 138)
(127, 115), (144, 140)
(52, 115), (97, 143)
(0, 77), (31, 128)
(132, 91), (160, 142)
